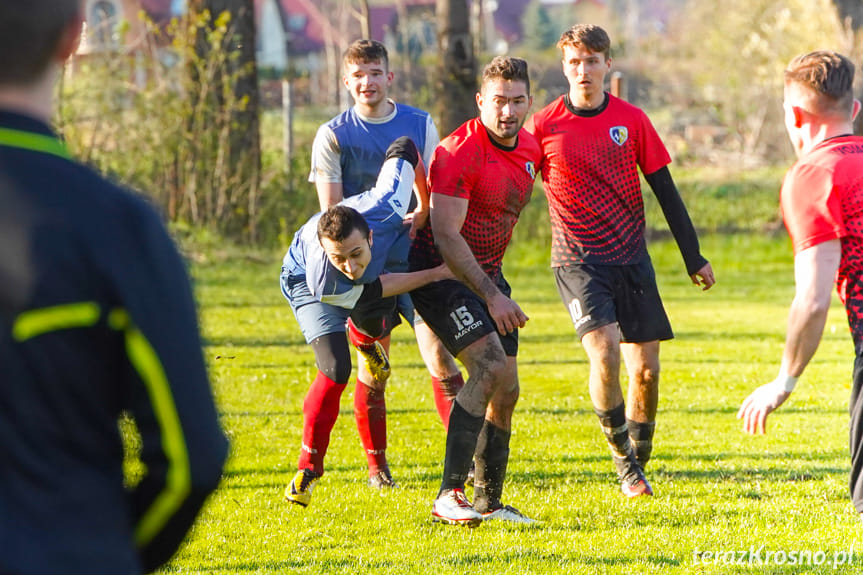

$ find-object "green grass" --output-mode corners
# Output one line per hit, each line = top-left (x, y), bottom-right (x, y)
(160, 232), (862, 574)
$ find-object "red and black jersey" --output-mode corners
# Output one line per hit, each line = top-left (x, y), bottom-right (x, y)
(781, 135), (863, 340)
(409, 118), (541, 279)
(526, 93), (670, 267)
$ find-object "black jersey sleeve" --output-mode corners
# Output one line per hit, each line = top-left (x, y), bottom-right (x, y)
(111, 199), (229, 573)
(354, 278), (384, 308)
(644, 166), (708, 276)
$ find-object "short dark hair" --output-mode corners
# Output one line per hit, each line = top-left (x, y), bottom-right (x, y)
(557, 24), (611, 60)
(0, 1), (81, 86)
(481, 56), (531, 95)
(343, 39), (389, 71)
(317, 205), (370, 244)
(785, 50), (856, 118)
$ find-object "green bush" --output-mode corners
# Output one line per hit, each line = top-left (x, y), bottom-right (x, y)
(59, 11), (262, 241)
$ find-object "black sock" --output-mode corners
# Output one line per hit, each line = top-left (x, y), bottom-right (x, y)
(440, 401), (485, 493)
(473, 420), (511, 513)
(627, 419), (656, 468)
(595, 403), (637, 478)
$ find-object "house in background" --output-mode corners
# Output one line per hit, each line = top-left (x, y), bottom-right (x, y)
(76, 0), (682, 107)
(78, 0), (179, 54)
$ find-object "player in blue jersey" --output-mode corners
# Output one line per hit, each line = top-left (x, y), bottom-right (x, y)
(0, 2), (228, 573)
(309, 39), (464, 488)
(282, 137), (451, 506)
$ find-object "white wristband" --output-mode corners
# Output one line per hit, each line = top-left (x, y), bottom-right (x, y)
(772, 370), (799, 393)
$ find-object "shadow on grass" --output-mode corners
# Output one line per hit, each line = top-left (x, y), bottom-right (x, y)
(520, 405), (848, 416)
(204, 336), (306, 347)
(173, 551), (681, 572)
(213, 451), (847, 488)
(201, 300), (284, 309)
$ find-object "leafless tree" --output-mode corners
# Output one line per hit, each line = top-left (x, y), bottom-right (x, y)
(832, 0), (863, 133)
(436, 0), (477, 136)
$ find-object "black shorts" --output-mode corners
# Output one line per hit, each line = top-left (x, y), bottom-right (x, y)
(553, 261), (673, 343)
(410, 275), (518, 357)
(351, 294), (401, 338)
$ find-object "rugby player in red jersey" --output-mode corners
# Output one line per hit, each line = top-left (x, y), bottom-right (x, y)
(526, 24), (715, 498)
(738, 51), (863, 515)
(410, 56), (542, 526)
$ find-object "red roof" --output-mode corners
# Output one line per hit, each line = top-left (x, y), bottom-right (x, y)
(276, 0), (327, 53)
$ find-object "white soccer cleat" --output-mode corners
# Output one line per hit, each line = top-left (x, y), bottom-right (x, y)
(432, 488), (483, 527)
(482, 504), (537, 524)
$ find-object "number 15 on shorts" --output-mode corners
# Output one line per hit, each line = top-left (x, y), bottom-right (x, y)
(450, 306), (475, 330)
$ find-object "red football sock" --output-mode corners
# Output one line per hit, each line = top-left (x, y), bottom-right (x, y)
(298, 371), (347, 475)
(354, 379), (387, 475)
(347, 317), (379, 351)
(431, 373), (465, 431)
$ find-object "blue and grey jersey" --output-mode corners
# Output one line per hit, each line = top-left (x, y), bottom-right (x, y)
(285, 149), (416, 310)
(309, 101), (438, 201)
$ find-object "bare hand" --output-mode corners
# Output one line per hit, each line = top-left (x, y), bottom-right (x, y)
(487, 292), (528, 335)
(691, 262), (715, 291)
(405, 208), (430, 239)
(737, 382), (791, 435)
(433, 262), (455, 282)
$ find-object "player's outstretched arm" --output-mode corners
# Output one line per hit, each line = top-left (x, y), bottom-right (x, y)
(379, 263), (453, 297)
(737, 240), (840, 435)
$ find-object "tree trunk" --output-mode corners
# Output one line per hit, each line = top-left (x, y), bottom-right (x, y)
(832, 0), (863, 28)
(188, 0), (261, 241)
(357, 0), (371, 40)
(436, 0), (477, 137)
(395, 0), (413, 97)
(832, 0), (863, 134)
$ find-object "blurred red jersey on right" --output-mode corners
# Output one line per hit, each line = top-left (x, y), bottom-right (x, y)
(781, 136), (863, 322)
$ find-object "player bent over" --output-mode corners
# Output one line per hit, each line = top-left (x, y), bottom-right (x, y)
(310, 39), (465, 454)
(280, 137), (450, 506)
(410, 56), (542, 526)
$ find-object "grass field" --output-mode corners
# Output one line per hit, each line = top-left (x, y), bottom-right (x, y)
(161, 232), (862, 574)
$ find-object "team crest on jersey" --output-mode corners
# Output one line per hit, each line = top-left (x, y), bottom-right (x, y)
(525, 161), (536, 179)
(609, 126), (628, 146)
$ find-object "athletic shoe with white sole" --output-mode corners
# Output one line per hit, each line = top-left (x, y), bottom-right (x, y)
(620, 467), (653, 498)
(432, 488), (483, 527)
(368, 468), (399, 489)
(284, 468), (320, 507)
(482, 504), (536, 524)
(357, 341), (391, 383)
(613, 454), (653, 498)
